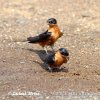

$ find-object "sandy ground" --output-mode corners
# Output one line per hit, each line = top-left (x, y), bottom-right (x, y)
(0, 0), (100, 99)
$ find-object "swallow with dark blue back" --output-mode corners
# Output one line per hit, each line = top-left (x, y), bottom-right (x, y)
(27, 18), (63, 54)
(45, 48), (69, 72)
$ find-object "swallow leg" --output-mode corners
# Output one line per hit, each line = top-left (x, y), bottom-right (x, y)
(50, 45), (55, 51)
(43, 47), (48, 54)
(44, 63), (53, 72)
(47, 66), (53, 72)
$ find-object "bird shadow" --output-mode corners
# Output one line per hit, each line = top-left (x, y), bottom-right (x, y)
(27, 48), (68, 72)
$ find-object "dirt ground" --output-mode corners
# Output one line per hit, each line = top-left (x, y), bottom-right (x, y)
(0, 0), (100, 99)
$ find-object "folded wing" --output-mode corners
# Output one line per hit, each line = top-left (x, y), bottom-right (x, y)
(27, 30), (51, 43)
(45, 53), (55, 64)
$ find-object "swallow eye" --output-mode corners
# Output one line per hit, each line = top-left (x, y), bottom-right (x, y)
(49, 21), (53, 24)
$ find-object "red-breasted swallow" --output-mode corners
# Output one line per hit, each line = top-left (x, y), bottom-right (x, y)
(45, 48), (69, 72)
(27, 18), (63, 54)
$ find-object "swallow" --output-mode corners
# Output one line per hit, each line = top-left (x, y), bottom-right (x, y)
(45, 48), (69, 72)
(27, 18), (63, 54)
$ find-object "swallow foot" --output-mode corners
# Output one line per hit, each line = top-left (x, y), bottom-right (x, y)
(47, 66), (53, 72)
(43, 63), (53, 72)
(43, 47), (48, 54)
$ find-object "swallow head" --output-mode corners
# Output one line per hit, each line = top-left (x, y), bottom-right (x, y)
(47, 18), (57, 25)
(59, 48), (69, 56)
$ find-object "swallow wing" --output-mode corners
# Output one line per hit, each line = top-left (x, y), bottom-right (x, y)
(45, 53), (55, 64)
(27, 30), (51, 43)
(39, 30), (51, 41)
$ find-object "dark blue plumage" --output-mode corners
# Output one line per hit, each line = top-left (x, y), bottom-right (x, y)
(27, 31), (51, 43)
(45, 53), (55, 65)
(59, 48), (69, 56)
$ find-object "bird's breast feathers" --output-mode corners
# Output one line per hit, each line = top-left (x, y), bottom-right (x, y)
(54, 52), (67, 67)
(39, 25), (63, 47)
(49, 28), (63, 42)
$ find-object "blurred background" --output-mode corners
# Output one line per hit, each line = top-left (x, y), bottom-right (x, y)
(0, 0), (100, 99)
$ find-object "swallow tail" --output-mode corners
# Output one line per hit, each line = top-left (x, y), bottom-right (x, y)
(27, 36), (40, 43)
(27, 31), (51, 43)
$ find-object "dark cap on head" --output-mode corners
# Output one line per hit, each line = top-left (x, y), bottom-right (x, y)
(59, 48), (69, 56)
(47, 18), (57, 24)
